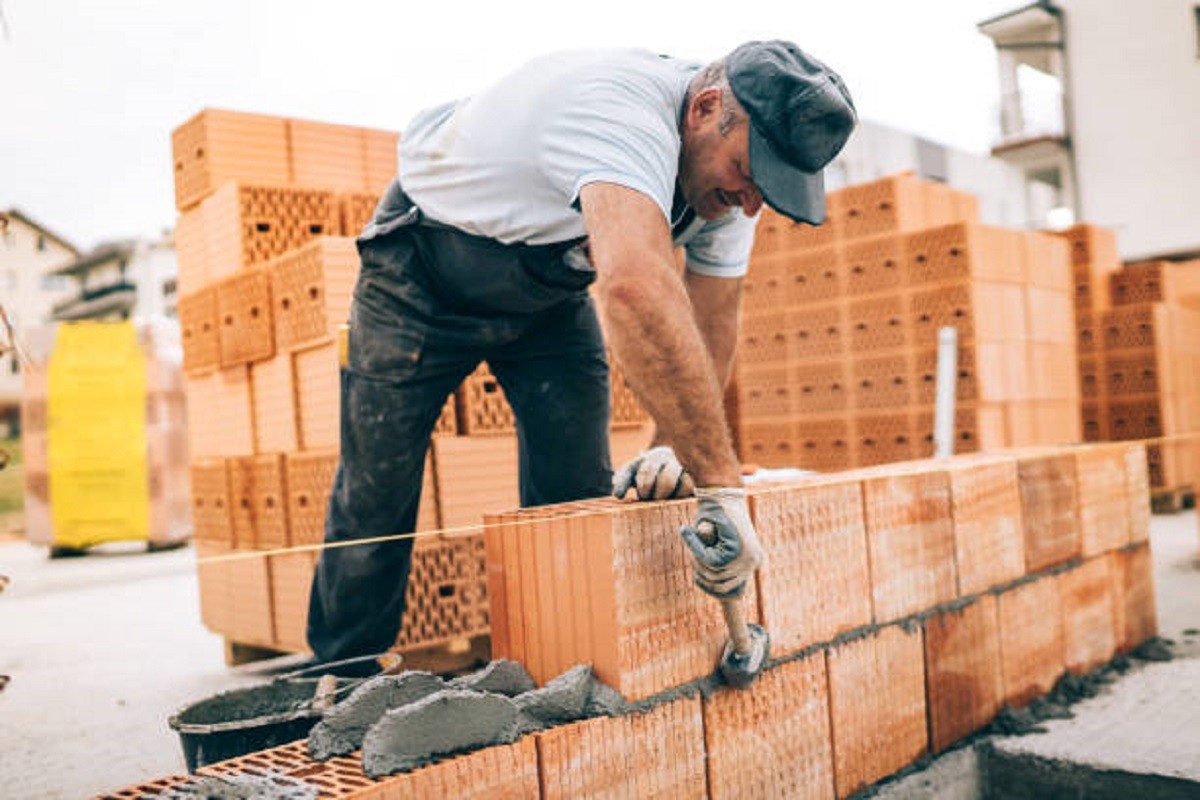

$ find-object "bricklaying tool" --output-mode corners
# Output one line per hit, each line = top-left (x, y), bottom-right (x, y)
(691, 519), (770, 689)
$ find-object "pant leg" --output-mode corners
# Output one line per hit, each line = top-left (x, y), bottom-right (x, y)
(488, 295), (613, 507)
(306, 233), (479, 663)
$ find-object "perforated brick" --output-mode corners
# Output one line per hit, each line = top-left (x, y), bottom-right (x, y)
(704, 654), (835, 798)
(786, 245), (843, 305)
(905, 223), (1024, 286)
(850, 352), (913, 410)
(856, 412), (916, 467)
(827, 625), (928, 798)
(742, 255), (788, 316)
(914, 345), (979, 405)
(94, 775), (192, 799)
(251, 353), (299, 454)
(295, 342), (340, 451)
(842, 234), (904, 296)
(1104, 349), (1161, 397)
(909, 281), (1025, 347)
(191, 459), (233, 544)
(793, 359), (851, 413)
(1081, 399), (1108, 443)
(848, 295), (909, 352)
(750, 478), (872, 655)
(339, 191), (381, 237)
(739, 311), (792, 365)
(1024, 286), (1076, 344)
(1111, 543), (1157, 654)
(456, 363), (515, 435)
(944, 456), (1025, 596)
(226, 456), (255, 550)
(794, 415), (855, 471)
(1059, 555), (1118, 675)
(913, 404), (996, 458)
(251, 453), (289, 549)
(1016, 449), (1081, 572)
(996, 576), (1066, 708)
(395, 533), (490, 650)
(195, 541), (275, 645)
(537, 695), (706, 799)
(178, 288), (220, 375)
(608, 356), (650, 428)
(737, 364), (795, 418)
(737, 419), (798, 468)
(1075, 444), (1132, 556)
(434, 435), (520, 531)
(285, 449), (338, 547)
(1052, 223), (1120, 270)
(216, 268), (275, 367)
(1021, 231), (1072, 291)
(172, 108), (290, 211)
(269, 550), (316, 652)
(790, 302), (846, 361)
(1101, 303), (1162, 351)
(271, 236), (359, 353)
(1122, 443), (1152, 543)
(483, 498), (736, 700)
(289, 118), (369, 192)
(185, 367), (256, 458)
(861, 467), (956, 621)
(839, 173), (929, 240)
(924, 595), (1004, 752)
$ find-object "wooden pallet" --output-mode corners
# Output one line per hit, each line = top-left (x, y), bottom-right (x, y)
(1151, 485), (1196, 515)
(222, 633), (491, 676)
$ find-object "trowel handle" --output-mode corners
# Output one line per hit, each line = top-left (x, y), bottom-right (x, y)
(720, 597), (753, 656)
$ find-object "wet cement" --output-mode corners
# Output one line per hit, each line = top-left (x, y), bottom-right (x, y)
(307, 671), (444, 760)
(157, 772), (317, 799)
(361, 689), (519, 778)
(513, 664), (600, 734)
(448, 658), (535, 696)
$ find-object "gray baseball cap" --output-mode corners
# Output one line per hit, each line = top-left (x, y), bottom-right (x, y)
(726, 40), (856, 225)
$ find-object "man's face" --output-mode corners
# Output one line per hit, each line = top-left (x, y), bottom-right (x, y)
(679, 91), (765, 221)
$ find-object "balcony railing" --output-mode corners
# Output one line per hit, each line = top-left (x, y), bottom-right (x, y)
(51, 281), (137, 318)
(995, 85), (1066, 146)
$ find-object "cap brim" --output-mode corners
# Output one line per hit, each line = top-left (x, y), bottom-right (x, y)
(748, 124), (826, 226)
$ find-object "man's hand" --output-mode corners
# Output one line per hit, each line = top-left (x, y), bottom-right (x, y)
(612, 446), (696, 501)
(679, 487), (765, 598)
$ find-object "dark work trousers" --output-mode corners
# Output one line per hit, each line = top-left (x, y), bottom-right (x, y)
(306, 185), (613, 663)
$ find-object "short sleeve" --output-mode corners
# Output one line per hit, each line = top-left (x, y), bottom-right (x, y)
(681, 211), (759, 278)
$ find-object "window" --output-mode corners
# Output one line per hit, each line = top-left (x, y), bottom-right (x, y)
(40, 274), (69, 292)
(36, 235), (46, 251)
(9, 356), (18, 375)
(1195, 6), (1200, 58)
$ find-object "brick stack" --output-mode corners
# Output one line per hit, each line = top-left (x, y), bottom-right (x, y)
(734, 172), (1081, 470)
(174, 108), (655, 660)
(173, 108), (485, 658)
(1058, 223), (1200, 492)
(104, 441), (1156, 799)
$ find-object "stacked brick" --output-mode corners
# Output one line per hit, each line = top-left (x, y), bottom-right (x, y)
(174, 108), (656, 660)
(1059, 222), (1200, 492)
(173, 109), (482, 658)
(734, 172), (1081, 470)
(105, 441), (1156, 799)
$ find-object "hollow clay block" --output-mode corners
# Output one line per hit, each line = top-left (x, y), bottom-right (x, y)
(159, 773), (317, 800)
(308, 671), (444, 760)
(449, 659), (536, 697)
(361, 689), (520, 778)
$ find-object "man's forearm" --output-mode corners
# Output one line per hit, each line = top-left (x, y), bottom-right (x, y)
(597, 264), (741, 487)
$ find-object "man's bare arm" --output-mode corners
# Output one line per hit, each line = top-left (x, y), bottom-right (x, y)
(580, 182), (740, 488)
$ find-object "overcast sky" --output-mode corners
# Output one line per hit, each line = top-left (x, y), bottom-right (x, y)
(1, 0), (1018, 251)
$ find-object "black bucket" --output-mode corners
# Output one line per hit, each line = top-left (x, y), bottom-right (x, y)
(168, 680), (330, 772)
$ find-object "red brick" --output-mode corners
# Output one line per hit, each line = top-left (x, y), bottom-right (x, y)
(251, 453), (289, 549)
(185, 367), (256, 458)
(484, 499), (735, 701)
(704, 654), (835, 799)
(190, 459), (232, 545)
(195, 541), (275, 645)
(1059, 555), (1118, 674)
(1074, 444), (1130, 556)
(250, 353), (299, 454)
(1015, 450), (1081, 572)
(270, 236), (359, 353)
(294, 342), (340, 451)
(284, 449), (337, 547)
(1121, 443), (1152, 544)
(944, 457), (1025, 595)
(1111, 543), (1158, 653)
(171, 108), (290, 211)
(827, 625), (928, 798)
(434, 435), (520, 531)
(861, 468), (957, 621)
(178, 288), (220, 375)
(997, 576), (1066, 707)
(630, 696), (707, 798)
(269, 550), (316, 652)
(216, 268), (275, 367)
(924, 595), (1004, 752)
(537, 715), (632, 798)
(226, 456), (255, 550)
(750, 478), (873, 655)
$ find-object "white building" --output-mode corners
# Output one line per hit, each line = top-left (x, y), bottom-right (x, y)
(979, 0), (1200, 260)
(50, 235), (178, 322)
(0, 209), (79, 433)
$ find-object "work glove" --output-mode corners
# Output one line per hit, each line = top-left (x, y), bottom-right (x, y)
(612, 446), (696, 501)
(679, 487), (765, 599)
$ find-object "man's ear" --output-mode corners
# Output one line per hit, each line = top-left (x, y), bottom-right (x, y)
(687, 86), (723, 128)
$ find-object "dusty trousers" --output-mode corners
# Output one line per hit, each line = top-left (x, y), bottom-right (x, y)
(306, 182), (614, 663)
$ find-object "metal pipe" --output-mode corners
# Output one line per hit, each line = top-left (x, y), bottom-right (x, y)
(934, 326), (959, 459)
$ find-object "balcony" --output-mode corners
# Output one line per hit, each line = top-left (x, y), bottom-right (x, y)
(51, 280), (137, 321)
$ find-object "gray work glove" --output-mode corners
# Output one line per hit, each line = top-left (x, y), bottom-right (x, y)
(611, 446), (696, 501)
(679, 487), (765, 599)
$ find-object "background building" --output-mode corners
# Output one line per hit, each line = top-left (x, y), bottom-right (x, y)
(979, 0), (1200, 260)
(0, 209), (79, 435)
(49, 235), (178, 322)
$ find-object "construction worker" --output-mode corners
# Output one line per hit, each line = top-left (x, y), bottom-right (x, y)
(304, 40), (856, 675)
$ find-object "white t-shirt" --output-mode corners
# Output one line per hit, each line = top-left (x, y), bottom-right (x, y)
(399, 48), (757, 278)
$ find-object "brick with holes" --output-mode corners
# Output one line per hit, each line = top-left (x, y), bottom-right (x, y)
(270, 236), (359, 353)
(997, 575), (1066, 707)
(924, 595), (1004, 752)
(1060, 554), (1118, 674)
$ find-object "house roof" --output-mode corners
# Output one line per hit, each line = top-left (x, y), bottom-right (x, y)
(50, 240), (138, 278)
(1, 207), (80, 257)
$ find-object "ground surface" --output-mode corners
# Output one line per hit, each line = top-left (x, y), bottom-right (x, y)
(0, 510), (1196, 799)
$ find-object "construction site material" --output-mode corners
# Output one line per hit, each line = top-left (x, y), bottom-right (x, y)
(361, 689), (520, 778)
(20, 320), (189, 551)
(447, 658), (535, 696)
(157, 772), (318, 799)
(307, 672), (445, 760)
